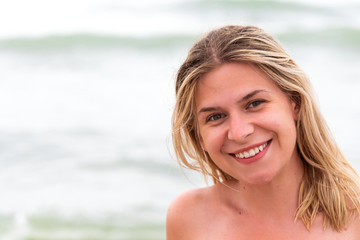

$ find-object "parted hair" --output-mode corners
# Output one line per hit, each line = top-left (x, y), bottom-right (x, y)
(172, 25), (360, 231)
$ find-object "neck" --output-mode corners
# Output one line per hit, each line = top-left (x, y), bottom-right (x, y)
(223, 155), (304, 221)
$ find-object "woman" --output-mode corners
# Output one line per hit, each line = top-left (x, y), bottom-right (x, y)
(167, 25), (360, 239)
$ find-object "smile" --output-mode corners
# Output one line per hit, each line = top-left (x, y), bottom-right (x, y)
(234, 141), (269, 159)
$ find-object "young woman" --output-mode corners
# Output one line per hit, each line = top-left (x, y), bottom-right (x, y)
(167, 25), (360, 239)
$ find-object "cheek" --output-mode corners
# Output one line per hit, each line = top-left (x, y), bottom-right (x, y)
(263, 110), (297, 140)
(260, 114), (284, 133)
(274, 114), (298, 147)
(200, 128), (225, 153)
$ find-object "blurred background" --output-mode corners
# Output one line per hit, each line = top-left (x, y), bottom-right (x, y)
(0, 0), (359, 239)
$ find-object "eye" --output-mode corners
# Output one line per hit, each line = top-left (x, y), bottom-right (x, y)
(247, 99), (266, 109)
(206, 113), (226, 122)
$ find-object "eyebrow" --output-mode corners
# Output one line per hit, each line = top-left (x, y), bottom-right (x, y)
(197, 89), (269, 115)
(239, 89), (268, 102)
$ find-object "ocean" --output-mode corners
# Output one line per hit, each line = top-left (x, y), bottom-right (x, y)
(0, 0), (359, 239)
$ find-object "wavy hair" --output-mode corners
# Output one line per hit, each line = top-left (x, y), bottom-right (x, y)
(172, 25), (360, 231)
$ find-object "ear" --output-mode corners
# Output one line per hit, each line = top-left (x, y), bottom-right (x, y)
(291, 101), (300, 121)
(289, 92), (300, 121)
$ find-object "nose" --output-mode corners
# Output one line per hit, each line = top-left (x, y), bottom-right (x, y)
(227, 114), (254, 142)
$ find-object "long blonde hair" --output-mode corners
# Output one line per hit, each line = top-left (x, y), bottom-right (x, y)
(172, 25), (360, 231)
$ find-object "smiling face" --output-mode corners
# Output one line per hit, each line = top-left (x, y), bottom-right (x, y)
(195, 62), (301, 185)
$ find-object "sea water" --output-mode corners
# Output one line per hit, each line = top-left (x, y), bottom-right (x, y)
(0, 0), (359, 239)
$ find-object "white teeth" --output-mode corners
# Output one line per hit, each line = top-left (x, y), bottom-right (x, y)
(249, 149), (255, 157)
(235, 142), (268, 159)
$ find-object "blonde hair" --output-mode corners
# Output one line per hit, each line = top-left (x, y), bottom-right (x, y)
(172, 25), (360, 231)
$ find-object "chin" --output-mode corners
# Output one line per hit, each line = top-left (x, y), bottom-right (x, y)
(242, 170), (277, 185)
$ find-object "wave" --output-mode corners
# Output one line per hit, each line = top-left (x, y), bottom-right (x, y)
(0, 33), (197, 52)
(1, 26), (359, 52)
(0, 211), (165, 240)
(277, 27), (360, 48)
(80, 156), (182, 178)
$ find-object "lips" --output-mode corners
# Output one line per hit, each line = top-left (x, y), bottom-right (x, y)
(235, 141), (269, 159)
(230, 139), (272, 164)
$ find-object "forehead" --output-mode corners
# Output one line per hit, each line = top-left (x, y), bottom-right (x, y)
(198, 62), (274, 87)
(195, 63), (282, 108)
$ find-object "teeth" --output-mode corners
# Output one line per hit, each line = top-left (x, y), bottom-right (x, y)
(235, 142), (268, 159)
(249, 149), (255, 157)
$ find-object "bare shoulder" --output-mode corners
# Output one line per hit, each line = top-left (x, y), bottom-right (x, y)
(166, 187), (215, 240)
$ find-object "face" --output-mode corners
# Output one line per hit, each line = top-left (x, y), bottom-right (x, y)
(195, 62), (301, 185)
